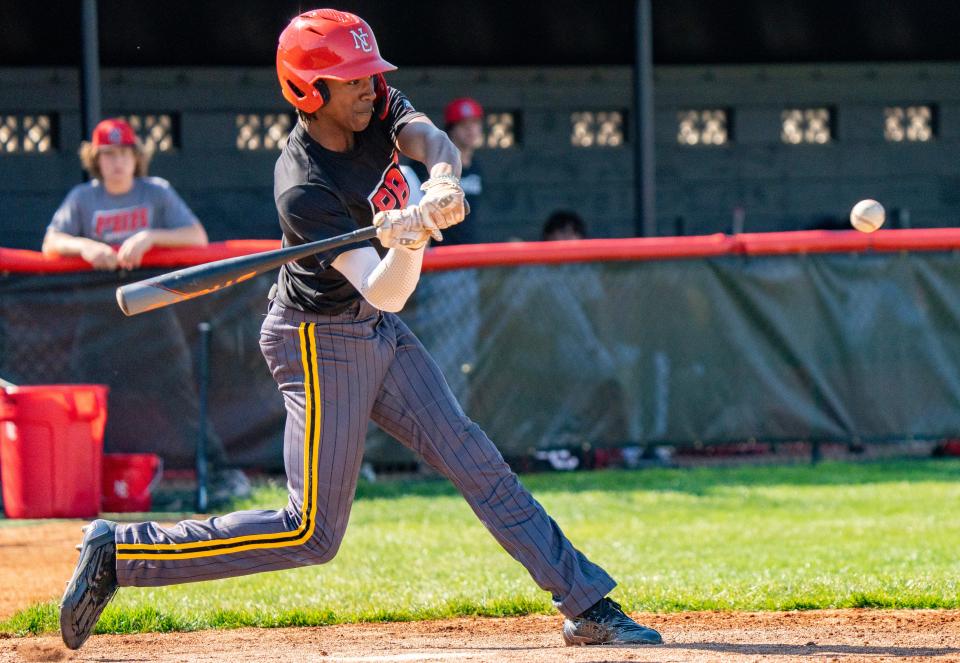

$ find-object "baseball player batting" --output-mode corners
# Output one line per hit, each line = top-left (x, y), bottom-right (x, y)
(59, 9), (662, 650)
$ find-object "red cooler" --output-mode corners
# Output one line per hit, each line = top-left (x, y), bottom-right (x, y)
(101, 453), (163, 512)
(0, 384), (108, 518)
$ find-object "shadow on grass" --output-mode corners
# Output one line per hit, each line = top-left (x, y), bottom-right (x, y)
(341, 457), (960, 501)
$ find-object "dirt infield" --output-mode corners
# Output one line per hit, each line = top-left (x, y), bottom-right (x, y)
(0, 522), (84, 619)
(2, 522), (960, 662)
(3, 611), (959, 663)
(0, 518), (202, 619)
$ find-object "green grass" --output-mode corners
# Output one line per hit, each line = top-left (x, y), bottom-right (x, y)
(4, 458), (960, 636)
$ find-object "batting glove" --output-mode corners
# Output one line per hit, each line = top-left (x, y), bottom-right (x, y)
(373, 205), (441, 250)
(419, 175), (466, 230)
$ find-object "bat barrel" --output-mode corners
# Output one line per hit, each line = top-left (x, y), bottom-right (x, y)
(112, 224), (386, 316)
(117, 279), (190, 317)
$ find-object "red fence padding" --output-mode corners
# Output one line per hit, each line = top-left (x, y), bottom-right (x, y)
(869, 228), (960, 252)
(0, 241), (281, 274)
(3, 229), (960, 275)
(0, 247), (92, 274)
(422, 233), (735, 272)
(735, 230), (873, 255)
(133, 240), (280, 267)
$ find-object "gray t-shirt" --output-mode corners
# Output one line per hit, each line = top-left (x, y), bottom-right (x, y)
(49, 177), (198, 244)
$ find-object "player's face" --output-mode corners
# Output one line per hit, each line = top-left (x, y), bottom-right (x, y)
(323, 77), (378, 133)
(97, 146), (136, 188)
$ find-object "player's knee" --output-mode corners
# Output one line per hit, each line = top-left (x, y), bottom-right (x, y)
(303, 527), (346, 564)
(312, 539), (343, 564)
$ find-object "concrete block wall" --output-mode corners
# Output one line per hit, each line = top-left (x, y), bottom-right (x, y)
(653, 63), (960, 234)
(0, 63), (957, 249)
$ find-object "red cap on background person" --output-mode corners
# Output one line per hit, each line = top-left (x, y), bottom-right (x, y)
(80, 118), (150, 180)
(91, 118), (137, 149)
(444, 98), (484, 128)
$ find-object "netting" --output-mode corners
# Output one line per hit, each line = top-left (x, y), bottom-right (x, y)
(4, 249), (960, 470)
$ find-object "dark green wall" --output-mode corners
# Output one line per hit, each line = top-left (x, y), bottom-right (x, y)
(0, 63), (958, 249)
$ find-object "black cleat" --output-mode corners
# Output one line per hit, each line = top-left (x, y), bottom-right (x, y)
(562, 597), (663, 646)
(60, 519), (118, 649)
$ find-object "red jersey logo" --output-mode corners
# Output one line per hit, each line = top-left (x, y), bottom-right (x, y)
(94, 206), (150, 240)
(368, 151), (410, 213)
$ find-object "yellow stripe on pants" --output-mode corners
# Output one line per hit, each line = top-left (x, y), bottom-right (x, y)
(116, 323), (322, 560)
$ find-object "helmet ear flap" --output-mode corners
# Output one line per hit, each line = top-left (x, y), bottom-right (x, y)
(374, 74), (390, 120)
(313, 79), (331, 109)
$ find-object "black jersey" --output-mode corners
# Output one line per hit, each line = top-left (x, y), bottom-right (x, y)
(273, 87), (424, 314)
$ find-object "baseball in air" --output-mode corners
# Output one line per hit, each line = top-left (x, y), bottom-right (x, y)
(850, 199), (885, 233)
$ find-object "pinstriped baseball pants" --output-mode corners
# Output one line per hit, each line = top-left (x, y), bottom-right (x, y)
(114, 299), (615, 618)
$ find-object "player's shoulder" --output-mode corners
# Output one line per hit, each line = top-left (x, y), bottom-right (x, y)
(384, 86), (416, 115)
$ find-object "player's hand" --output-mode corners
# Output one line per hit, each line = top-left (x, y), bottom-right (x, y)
(374, 206), (439, 250)
(419, 175), (466, 230)
(117, 231), (155, 270)
(80, 241), (119, 271)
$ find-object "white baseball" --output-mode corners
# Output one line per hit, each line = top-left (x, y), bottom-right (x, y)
(850, 199), (885, 233)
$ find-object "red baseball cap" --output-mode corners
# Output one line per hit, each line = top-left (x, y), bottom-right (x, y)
(444, 98), (484, 126)
(91, 118), (137, 148)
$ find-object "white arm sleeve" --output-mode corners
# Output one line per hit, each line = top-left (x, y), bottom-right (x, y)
(331, 245), (424, 313)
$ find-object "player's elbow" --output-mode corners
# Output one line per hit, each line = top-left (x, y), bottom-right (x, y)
(190, 222), (209, 247)
(380, 301), (406, 314)
(364, 293), (409, 313)
(41, 231), (61, 257)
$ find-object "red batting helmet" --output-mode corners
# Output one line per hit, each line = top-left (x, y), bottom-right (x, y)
(276, 8), (396, 114)
(444, 98), (484, 127)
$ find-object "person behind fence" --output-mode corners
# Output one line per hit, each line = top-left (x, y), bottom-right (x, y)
(542, 210), (587, 241)
(57, 9), (662, 652)
(41, 117), (250, 505)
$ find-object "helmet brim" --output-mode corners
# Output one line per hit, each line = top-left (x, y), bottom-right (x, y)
(286, 56), (397, 85)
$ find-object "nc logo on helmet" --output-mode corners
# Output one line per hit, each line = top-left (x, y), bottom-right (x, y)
(350, 28), (372, 52)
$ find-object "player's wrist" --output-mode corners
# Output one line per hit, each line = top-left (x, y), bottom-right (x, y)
(421, 174), (461, 190)
(394, 241), (427, 253)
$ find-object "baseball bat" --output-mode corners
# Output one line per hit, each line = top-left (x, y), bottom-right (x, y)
(116, 226), (377, 316)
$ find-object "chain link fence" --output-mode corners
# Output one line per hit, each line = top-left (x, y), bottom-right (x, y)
(5, 252), (960, 471)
